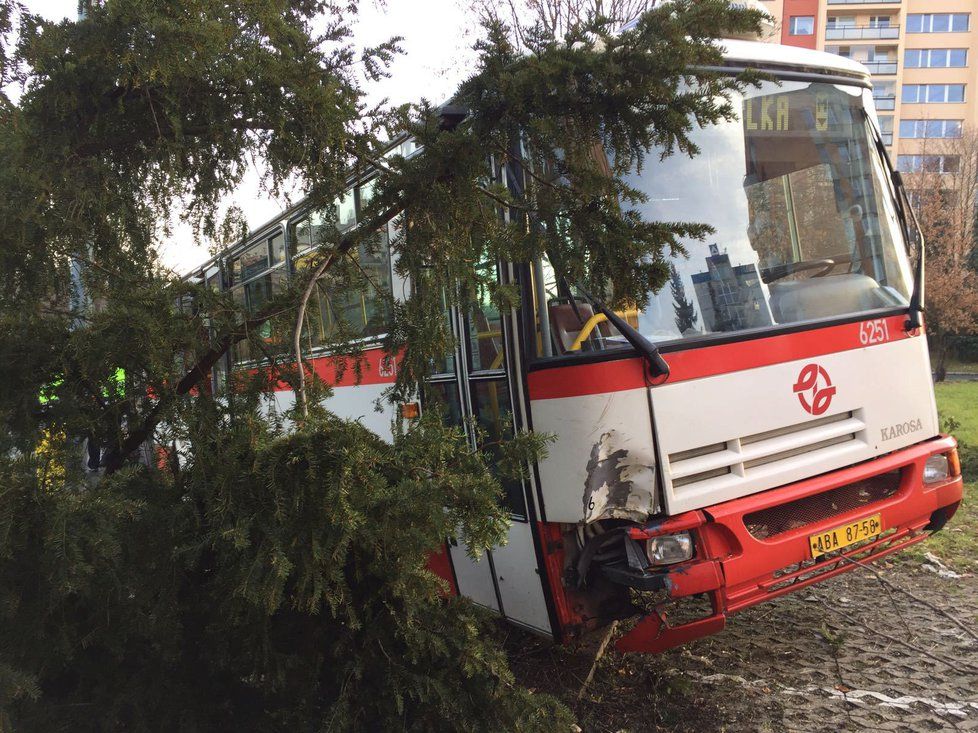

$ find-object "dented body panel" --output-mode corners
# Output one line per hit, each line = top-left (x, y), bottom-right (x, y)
(531, 381), (659, 523)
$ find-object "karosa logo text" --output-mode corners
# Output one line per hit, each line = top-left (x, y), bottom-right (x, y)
(792, 363), (835, 416)
(881, 419), (923, 442)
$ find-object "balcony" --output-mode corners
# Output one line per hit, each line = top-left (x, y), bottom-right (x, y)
(825, 25), (900, 40)
(862, 60), (898, 74)
(827, 0), (900, 4)
(874, 95), (896, 110)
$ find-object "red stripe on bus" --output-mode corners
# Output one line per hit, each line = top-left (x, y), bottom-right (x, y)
(528, 315), (912, 400)
(528, 357), (648, 400)
(307, 348), (398, 388)
(251, 347), (398, 392)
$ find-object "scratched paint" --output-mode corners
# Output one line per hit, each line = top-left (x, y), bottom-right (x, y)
(582, 430), (655, 523)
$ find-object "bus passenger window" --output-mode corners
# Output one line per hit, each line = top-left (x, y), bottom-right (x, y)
(228, 232), (289, 364)
(292, 228), (393, 350)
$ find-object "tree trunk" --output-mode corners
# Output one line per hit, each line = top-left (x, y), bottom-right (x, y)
(933, 334), (949, 382)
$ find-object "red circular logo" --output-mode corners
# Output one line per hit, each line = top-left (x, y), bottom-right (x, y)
(793, 363), (836, 416)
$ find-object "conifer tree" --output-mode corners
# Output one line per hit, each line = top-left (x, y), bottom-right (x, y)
(0, 0), (765, 730)
(670, 262), (700, 334)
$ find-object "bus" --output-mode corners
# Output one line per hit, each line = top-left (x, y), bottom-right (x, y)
(186, 39), (964, 654)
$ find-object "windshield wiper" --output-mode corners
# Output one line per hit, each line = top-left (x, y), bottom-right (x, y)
(574, 284), (670, 380)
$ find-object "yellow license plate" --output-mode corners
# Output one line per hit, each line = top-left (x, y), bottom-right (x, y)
(809, 514), (882, 558)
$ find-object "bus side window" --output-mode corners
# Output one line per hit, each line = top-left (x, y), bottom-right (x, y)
(228, 232), (289, 364)
(290, 217), (393, 351)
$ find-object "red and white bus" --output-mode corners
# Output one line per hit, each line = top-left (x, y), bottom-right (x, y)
(188, 39), (963, 654)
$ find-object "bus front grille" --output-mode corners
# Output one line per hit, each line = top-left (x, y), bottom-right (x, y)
(743, 469), (902, 540)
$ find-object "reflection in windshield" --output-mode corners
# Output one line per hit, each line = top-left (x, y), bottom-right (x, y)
(532, 80), (914, 358)
(633, 80), (911, 344)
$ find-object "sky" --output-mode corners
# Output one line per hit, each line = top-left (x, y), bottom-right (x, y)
(22, 0), (479, 273)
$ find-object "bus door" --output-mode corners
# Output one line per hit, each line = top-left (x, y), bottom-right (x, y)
(426, 267), (552, 635)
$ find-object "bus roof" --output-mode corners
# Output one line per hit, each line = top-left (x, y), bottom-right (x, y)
(186, 39), (871, 277)
(719, 38), (870, 81)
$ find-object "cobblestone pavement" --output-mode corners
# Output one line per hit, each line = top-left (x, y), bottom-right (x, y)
(508, 562), (978, 732)
(668, 565), (978, 732)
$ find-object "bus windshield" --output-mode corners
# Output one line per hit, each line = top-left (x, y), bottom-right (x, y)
(535, 79), (914, 357)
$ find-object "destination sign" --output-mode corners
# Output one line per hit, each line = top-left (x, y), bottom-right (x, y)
(744, 92), (832, 133)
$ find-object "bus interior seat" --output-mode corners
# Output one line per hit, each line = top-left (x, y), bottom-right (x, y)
(548, 301), (613, 354)
(768, 273), (887, 324)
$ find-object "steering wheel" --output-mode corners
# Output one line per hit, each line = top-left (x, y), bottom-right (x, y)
(762, 258), (837, 283)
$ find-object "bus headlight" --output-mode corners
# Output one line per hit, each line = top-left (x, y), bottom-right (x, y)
(646, 531), (694, 566)
(923, 455), (950, 484)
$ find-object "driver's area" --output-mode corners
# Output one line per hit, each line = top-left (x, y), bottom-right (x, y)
(743, 90), (907, 322)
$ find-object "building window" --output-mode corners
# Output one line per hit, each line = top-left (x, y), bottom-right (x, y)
(898, 119), (963, 139)
(789, 16), (814, 35)
(902, 84), (966, 104)
(869, 16), (892, 29)
(897, 155), (960, 174)
(867, 46), (894, 62)
(874, 81), (896, 109)
(826, 16), (855, 28)
(906, 13), (969, 33)
(904, 48), (968, 68)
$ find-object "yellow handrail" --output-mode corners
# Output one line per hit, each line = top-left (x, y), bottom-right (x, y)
(476, 328), (504, 369)
(568, 309), (638, 352)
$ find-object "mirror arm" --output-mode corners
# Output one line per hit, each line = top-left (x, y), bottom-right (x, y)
(891, 170), (926, 331)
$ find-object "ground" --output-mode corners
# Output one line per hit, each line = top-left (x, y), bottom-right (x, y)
(509, 381), (978, 732)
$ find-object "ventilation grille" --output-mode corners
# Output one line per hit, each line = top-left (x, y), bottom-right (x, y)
(744, 469), (902, 540)
(666, 411), (865, 493)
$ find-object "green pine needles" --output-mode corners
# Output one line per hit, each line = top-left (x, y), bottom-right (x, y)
(1, 409), (570, 731)
(0, 0), (766, 729)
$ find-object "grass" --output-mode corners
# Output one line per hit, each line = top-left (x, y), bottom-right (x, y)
(935, 381), (978, 445)
(910, 381), (978, 570)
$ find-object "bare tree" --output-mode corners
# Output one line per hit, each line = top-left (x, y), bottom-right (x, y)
(468, 0), (656, 46)
(902, 126), (978, 380)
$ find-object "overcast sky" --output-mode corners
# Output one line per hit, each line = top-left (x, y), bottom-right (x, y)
(23, 1), (478, 273)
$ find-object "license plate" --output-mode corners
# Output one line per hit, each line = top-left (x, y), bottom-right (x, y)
(809, 514), (882, 558)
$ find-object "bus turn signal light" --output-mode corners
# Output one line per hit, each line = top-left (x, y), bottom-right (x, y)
(947, 449), (962, 478)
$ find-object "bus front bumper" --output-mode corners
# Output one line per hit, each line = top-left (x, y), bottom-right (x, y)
(614, 435), (964, 653)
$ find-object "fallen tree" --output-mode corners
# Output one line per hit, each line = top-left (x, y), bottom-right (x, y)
(0, 0), (764, 729)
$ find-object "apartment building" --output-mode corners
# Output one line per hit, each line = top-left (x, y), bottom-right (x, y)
(757, 0), (978, 172)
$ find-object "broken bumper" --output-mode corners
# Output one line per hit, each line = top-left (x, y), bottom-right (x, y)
(614, 436), (964, 653)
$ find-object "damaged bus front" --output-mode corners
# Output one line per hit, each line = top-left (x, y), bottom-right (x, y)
(189, 40), (963, 655)
(523, 41), (963, 652)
